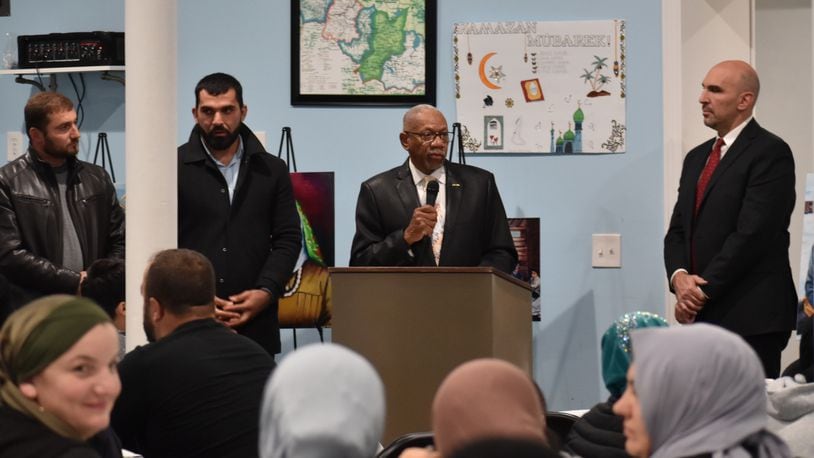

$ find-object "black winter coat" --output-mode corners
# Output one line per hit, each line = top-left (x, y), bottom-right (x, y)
(178, 125), (301, 354)
(0, 405), (120, 458)
(565, 399), (630, 458)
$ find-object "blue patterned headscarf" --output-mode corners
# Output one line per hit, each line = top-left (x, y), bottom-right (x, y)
(601, 311), (668, 398)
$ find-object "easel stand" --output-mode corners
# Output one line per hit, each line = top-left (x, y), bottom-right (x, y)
(448, 122), (466, 164)
(93, 132), (116, 182)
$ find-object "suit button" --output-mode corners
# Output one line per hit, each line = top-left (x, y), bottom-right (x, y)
(222, 247), (228, 252)
(218, 278), (224, 283)
(220, 188), (226, 193)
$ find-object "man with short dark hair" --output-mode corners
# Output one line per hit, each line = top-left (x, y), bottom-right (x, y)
(81, 257), (126, 357)
(178, 72), (301, 355)
(111, 248), (275, 458)
(0, 92), (125, 309)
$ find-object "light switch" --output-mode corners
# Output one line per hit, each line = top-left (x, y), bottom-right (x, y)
(7, 132), (23, 161)
(592, 233), (621, 268)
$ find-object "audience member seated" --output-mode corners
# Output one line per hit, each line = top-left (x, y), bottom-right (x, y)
(614, 323), (791, 458)
(765, 374), (814, 458)
(0, 272), (35, 327)
(111, 248), (275, 458)
(401, 358), (553, 458)
(259, 343), (385, 458)
(81, 258), (126, 359)
(448, 437), (561, 458)
(0, 274), (12, 326)
(781, 313), (813, 381)
(566, 311), (667, 457)
(0, 295), (122, 458)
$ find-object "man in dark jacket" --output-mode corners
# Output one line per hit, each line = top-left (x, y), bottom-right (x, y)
(350, 105), (517, 273)
(0, 92), (124, 311)
(664, 61), (796, 377)
(112, 248), (275, 458)
(178, 73), (301, 355)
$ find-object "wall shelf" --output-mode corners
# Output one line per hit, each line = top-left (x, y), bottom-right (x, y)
(0, 65), (125, 75)
(0, 65), (125, 91)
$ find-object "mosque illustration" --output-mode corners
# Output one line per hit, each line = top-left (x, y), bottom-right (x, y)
(550, 104), (584, 153)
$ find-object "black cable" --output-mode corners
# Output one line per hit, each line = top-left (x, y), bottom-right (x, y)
(79, 73), (86, 106)
(35, 66), (44, 90)
(68, 73), (85, 128)
(79, 73), (86, 128)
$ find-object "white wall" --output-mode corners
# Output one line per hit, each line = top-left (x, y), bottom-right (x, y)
(664, 0), (811, 366)
(663, 0), (753, 320)
(1, 0), (667, 410)
(755, 0), (812, 367)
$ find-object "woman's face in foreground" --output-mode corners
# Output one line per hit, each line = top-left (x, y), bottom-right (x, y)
(20, 323), (121, 440)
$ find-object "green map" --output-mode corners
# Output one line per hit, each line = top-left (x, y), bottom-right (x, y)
(299, 0), (427, 96)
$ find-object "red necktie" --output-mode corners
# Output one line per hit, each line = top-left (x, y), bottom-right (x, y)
(694, 137), (724, 216)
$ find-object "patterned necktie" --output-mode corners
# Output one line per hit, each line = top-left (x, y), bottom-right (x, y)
(424, 177), (444, 265)
(694, 137), (724, 216)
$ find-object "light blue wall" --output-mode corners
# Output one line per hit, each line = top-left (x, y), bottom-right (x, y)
(1, 0), (664, 410)
(0, 0), (125, 189)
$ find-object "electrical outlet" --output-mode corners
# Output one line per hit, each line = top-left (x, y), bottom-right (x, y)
(7, 132), (24, 161)
(592, 233), (622, 268)
(255, 131), (266, 149)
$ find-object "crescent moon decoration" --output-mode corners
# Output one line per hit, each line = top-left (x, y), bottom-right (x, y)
(478, 52), (501, 90)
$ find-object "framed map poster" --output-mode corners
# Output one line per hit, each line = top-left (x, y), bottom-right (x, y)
(291, 0), (436, 106)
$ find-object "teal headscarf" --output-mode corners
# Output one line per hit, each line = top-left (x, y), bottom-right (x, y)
(601, 311), (668, 398)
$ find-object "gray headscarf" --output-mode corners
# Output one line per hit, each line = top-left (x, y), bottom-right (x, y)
(259, 343), (385, 458)
(631, 324), (791, 458)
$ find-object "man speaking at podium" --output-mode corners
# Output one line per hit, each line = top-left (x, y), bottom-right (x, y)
(350, 105), (517, 273)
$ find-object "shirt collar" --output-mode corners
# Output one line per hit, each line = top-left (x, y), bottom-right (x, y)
(200, 135), (244, 167)
(720, 115), (752, 151)
(408, 159), (445, 186)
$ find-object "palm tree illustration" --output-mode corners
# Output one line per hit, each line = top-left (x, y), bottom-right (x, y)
(581, 56), (611, 97)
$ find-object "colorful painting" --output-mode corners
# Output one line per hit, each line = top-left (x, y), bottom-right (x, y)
(798, 174), (814, 299)
(278, 172), (334, 328)
(508, 217), (541, 320)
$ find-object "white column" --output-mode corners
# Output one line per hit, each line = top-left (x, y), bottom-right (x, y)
(124, 0), (177, 350)
(661, 0), (753, 322)
(662, 0), (682, 321)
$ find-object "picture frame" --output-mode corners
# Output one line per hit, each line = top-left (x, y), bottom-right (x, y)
(507, 217), (541, 321)
(290, 0), (436, 107)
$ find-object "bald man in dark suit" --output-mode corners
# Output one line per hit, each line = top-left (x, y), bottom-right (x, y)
(664, 60), (796, 377)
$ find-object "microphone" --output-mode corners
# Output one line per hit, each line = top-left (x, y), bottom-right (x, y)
(426, 179), (439, 207)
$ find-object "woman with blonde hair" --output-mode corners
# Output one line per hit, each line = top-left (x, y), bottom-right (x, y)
(0, 295), (122, 457)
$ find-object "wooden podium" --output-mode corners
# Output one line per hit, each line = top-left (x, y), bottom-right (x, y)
(329, 267), (532, 442)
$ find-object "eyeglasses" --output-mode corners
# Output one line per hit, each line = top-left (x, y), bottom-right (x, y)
(404, 131), (454, 143)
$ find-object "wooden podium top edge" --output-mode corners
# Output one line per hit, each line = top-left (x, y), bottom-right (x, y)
(328, 266), (531, 291)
